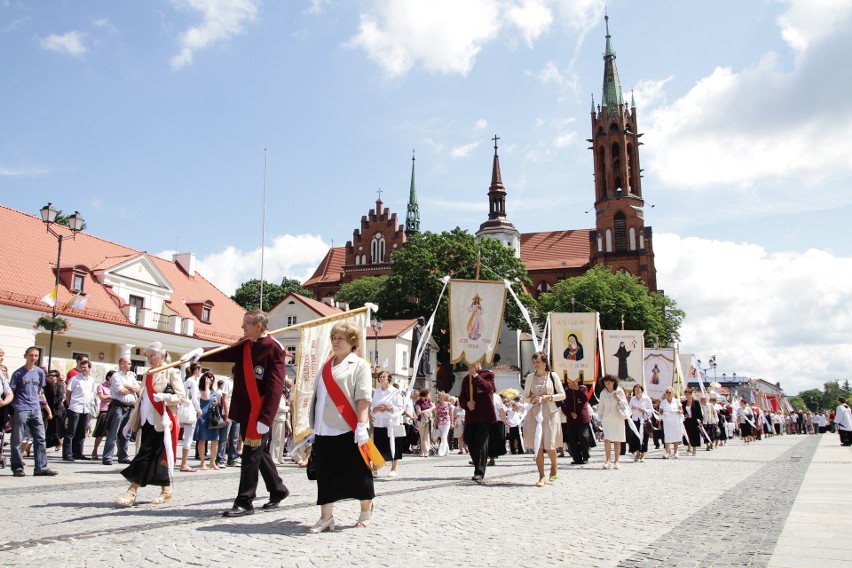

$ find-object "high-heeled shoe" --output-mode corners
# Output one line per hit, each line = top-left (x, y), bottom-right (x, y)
(152, 491), (173, 504)
(535, 477), (546, 487)
(115, 489), (137, 507)
(355, 503), (374, 528)
(549, 472), (558, 482)
(307, 516), (335, 534)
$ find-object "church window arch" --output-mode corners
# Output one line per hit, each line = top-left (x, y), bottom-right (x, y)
(371, 234), (386, 263)
(598, 147), (606, 196)
(605, 229), (613, 253)
(609, 122), (620, 133)
(597, 235), (603, 252)
(614, 213), (627, 252)
(629, 227), (636, 251)
(536, 281), (551, 297)
(639, 233), (645, 249)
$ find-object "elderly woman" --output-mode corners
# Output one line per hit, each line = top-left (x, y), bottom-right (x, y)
(523, 351), (566, 486)
(659, 387), (684, 458)
(597, 374), (627, 469)
(627, 384), (653, 462)
(115, 342), (186, 506)
(307, 322), (374, 534)
(737, 399), (754, 444)
(371, 369), (405, 476)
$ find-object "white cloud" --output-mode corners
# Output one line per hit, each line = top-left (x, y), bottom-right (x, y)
(475, 118), (488, 130)
(38, 31), (89, 58)
(92, 18), (120, 36)
(554, 132), (576, 148)
(156, 233), (329, 296)
(303, 0), (329, 16)
(169, 0), (259, 70)
(0, 165), (49, 176)
(777, 0), (851, 52)
(451, 141), (481, 158)
(656, 233), (852, 394)
(506, 0), (553, 47)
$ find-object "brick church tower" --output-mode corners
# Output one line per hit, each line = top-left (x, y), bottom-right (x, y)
(588, 16), (657, 291)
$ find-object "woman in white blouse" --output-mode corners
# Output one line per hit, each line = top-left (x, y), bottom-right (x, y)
(370, 369), (405, 477)
(597, 375), (627, 470)
(627, 384), (653, 462)
(659, 387), (684, 459)
(179, 363), (202, 472)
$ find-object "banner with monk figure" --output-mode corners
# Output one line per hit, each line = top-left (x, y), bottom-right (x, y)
(602, 330), (645, 392)
(549, 312), (597, 387)
(643, 348), (676, 400)
(449, 279), (506, 366)
(291, 307), (370, 443)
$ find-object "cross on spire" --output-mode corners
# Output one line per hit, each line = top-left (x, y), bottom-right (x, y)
(492, 134), (500, 155)
(376, 187), (383, 201)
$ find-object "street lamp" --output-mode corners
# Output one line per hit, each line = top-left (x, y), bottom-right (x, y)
(40, 203), (85, 371)
(370, 316), (383, 368)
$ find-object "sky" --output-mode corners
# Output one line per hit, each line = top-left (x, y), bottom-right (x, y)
(2, 0), (851, 396)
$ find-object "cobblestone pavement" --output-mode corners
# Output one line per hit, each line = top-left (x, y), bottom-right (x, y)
(0, 434), (830, 567)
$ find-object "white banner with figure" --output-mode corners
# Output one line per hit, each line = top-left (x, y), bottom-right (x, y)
(643, 348), (676, 400)
(449, 279), (506, 366)
(291, 307), (370, 444)
(549, 312), (597, 385)
(602, 330), (645, 392)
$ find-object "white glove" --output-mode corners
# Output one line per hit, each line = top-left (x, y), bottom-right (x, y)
(256, 421), (269, 435)
(180, 347), (204, 363)
(152, 393), (165, 402)
(354, 422), (369, 446)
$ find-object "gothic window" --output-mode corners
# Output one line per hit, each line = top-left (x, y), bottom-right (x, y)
(598, 147), (606, 196)
(371, 234), (386, 263)
(536, 281), (551, 297)
(614, 213), (627, 252)
(354, 255), (360, 266)
(629, 227), (636, 251)
(639, 233), (645, 249)
(597, 235), (603, 252)
(610, 122), (619, 133)
(605, 229), (613, 253)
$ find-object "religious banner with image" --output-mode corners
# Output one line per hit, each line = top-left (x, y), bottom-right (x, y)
(643, 348), (676, 400)
(448, 279), (507, 366)
(549, 312), (597, 386)
(291, 307), (370, 443)
(602, 330), (645, 392)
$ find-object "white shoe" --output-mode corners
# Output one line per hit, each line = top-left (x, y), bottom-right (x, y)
(613, 463), (620, 470)
(603, 461), (611, 470)
(388, 470), (398, 477)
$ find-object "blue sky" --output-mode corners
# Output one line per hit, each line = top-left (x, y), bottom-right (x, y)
(3, 0), (851, 395)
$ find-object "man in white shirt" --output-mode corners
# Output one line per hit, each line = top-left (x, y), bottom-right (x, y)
(64, 361), (95, 461)
(834, 398), (852, 446)
(101, 357), (140, 465)
(216, 377), (240, 467)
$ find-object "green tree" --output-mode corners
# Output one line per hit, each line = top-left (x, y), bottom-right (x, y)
(536, 265), (684, 346)
(377, 228), (534, 352)
(798, 388), (822, 412)
(821, 380), (844, 412)
(336, 276), (387, 309)
(231, 279), (284, 312)
(787, 395), (807, 412)
(53, 209), (88, 230)
(279, 277), (313, 299)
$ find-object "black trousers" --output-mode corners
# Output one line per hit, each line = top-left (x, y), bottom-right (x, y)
(234, 427), (288, 509)
(566, 422), (590, 463)
(463, 422), (490, 477)
(507, 426), (522, 454)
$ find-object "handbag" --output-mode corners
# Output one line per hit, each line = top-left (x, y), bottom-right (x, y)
(178, 402), (196, 425)
(208, 397), (227, 429)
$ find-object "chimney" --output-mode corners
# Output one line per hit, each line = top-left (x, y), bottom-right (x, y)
(173, 252), (196, 276)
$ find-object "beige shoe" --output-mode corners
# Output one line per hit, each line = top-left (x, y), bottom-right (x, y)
(355, 503), (374, 528)
(151, 491), (173, 505)
(307, 516), (335, 534)
(115, 489), (137, 507)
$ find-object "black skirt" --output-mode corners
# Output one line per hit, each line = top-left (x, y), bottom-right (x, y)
(684, 419), (702, 447)
(92, 411), (110, 438)
(373, 427), (404, 461)
(314, 432), (375, 505)
(487, 422), (507, 457)
(121, 423), (170, 488)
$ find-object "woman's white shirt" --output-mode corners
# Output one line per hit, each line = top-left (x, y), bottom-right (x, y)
(371, 386), (403, 428)
(659, 398), (683, 424)
(629, 394), (653, 422)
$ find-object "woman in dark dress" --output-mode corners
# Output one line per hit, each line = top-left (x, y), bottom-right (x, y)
(682, 388), (703, 455)
(43, 369), (66, 451)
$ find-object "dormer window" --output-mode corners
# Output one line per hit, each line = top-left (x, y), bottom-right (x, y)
(72, 273), (85, 293)
(201, 306), (211, 323)
(186, 300), (214, 324)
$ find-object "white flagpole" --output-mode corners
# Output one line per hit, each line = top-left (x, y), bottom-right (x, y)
(259, 148), (268, 309)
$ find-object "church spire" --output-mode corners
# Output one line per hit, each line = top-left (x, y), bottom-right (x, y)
(477, 135), (519, 257)
(405, 149), (420, 237)
(601, 14), (624, 110)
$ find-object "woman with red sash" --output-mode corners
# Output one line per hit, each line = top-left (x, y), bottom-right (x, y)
(307, 322), (374, 533)
(115, 342), (185, 506)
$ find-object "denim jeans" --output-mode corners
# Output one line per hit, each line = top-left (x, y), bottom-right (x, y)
(217, 420), (240, 462)
(11, 409), (48, 472)
(63, 409), (90, 459)
(101, 404), (133, 462)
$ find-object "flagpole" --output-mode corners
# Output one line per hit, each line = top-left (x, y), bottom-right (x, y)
(259, 148), (268, 309)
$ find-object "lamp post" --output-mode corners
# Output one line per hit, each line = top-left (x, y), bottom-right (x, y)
(370, 316), (383, 369)
(40, 203), (85, 371)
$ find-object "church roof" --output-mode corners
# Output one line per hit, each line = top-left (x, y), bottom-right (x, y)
(0, 205), (245, 344)
(520, 229), (592, 270)
(304, 246), (346, 287)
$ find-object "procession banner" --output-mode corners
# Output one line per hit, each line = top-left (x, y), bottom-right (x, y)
(449, 279), (506, 366)
(601, 330), (645, 392)
(766, 394), (779, 412)
(673, 350), (685, 397)
(548, 312), (597, 386)
(643, 348), (676, 400)
(291, 308), (370, 443)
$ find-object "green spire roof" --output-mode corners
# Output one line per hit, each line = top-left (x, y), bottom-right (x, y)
(601, 15), (624, 110)
(405, 150), (420, 236)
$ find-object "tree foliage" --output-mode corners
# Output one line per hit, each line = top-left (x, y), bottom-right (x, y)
(786, 395), (807, 412)
(536, 265), (684, 346)
(377, 228), (534, 352)
(797, 389), (822, 412)
(231, 277), (312, 312)
(336, 276), (387, 309)
(53, 209), (88, 230)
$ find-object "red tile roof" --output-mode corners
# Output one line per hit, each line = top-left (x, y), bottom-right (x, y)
(270, 292), (343, 320)
(0, 205), (244, 344)
(304, 246), (346, 287)
(520, 230), (592, 270)
(371, 319), (417, 339)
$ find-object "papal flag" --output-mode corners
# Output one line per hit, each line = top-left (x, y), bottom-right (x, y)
(449, 279), (506, 367)
(64, 292), (88, 310)
(41, 287), (57, 308)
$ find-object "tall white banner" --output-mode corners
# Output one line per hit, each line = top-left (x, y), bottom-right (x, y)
(643, 348), (676, 400)
(291, 308), (370, 443)
(602, 330), (645, 392)
(548, 312), (597, 385)
(449, 279), (507, 366)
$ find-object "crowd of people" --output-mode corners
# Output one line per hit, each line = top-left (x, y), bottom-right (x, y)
(2, 316), (852, 533)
